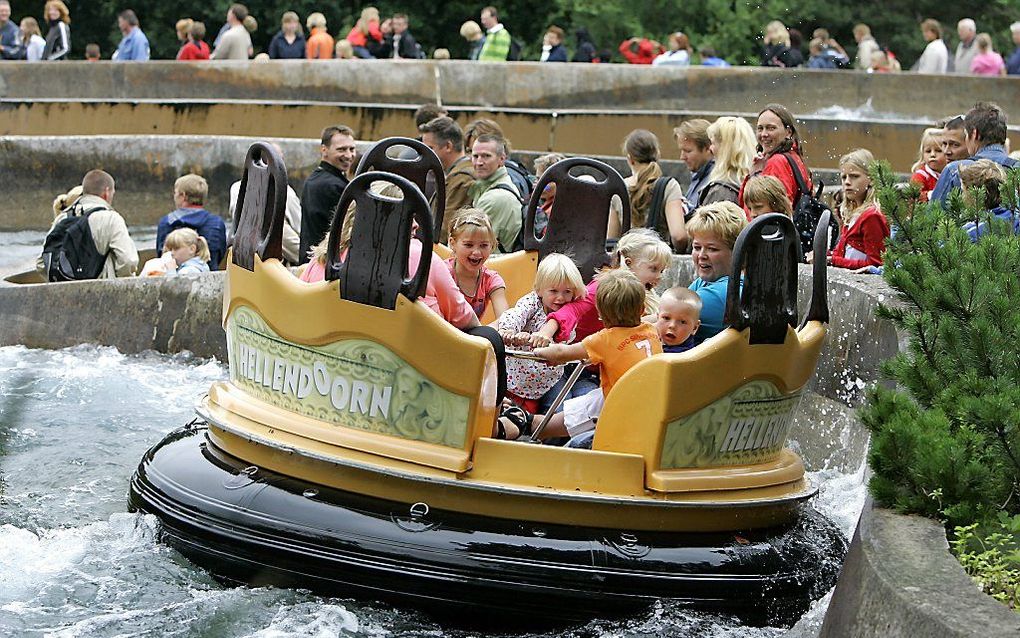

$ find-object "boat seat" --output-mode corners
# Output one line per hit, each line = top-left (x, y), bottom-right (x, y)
(523, 157), (630, 284)
(219, 153), (498, 474)
(593, 213), (832, 492)
(232, 142), (287, 271)
(323, 171), (432, 310)
(355, 137), (447, 243)
(482, 158), (630, 320)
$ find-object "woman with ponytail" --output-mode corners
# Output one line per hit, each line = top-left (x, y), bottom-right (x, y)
(739, 104), (812, 218)
(609, 129), (689, 252)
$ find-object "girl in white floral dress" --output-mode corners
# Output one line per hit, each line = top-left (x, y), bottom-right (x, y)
(497, 253), (586, 412)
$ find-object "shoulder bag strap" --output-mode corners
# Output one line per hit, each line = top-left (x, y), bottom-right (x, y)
(781, 153), (810, 202)
(645, 176), (671, 231)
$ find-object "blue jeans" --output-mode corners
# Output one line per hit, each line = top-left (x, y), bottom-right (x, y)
(566, 430), (595, 449)
(537, 364), (599, 414)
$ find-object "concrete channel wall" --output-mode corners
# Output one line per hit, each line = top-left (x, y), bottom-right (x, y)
(1, 134), (701, 231)
(5, 99), (1016, 173)
(2, 61), (1019, 119)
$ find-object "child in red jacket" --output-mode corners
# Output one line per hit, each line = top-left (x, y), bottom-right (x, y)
(811, 149), (890, 270)
(909, 128), (947, 203)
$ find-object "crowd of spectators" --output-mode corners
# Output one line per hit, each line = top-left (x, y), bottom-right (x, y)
(1, 1), (1018, 76)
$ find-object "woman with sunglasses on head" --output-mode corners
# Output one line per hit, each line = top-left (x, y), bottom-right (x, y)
(738, 103), (812, 218)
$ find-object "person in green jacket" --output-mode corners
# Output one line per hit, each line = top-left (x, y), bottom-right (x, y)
(478, 6), (511, 61)
(469, 134), (522, 252)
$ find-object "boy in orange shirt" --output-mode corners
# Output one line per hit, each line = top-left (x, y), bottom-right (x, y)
(520, 268), (662, 447)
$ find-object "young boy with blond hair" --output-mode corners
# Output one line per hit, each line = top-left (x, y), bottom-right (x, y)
(656, 286), (702, 353)
(515, 268), (662, 447)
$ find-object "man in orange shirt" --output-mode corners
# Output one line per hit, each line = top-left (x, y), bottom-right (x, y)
(305, 12), (334, 59)
(525, 268), (662, 445)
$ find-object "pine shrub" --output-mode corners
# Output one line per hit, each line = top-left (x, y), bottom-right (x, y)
(861, 162), (1020, 531)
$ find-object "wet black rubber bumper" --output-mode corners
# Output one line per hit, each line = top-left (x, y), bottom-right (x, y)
(128, 425), (847, 628)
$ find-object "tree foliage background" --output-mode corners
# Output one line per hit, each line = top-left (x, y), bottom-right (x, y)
(17, 0), (1020, 65)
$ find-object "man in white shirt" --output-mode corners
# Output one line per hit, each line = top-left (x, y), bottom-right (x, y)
(916, 18), (948, 74)
(210, 3), (252, 60)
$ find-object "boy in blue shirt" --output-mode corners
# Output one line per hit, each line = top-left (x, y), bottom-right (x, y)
(656, 287), (701, 353)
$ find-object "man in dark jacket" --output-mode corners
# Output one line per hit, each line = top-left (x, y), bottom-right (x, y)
(299, 125), (356, 264)
(379, 13), (422, 59)
(156, 174), (227, 270)
(0, 1), (20, 59)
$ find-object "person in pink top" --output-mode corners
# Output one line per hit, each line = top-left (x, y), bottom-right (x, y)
(299, 207), (478, 330)
(970, 33), (1006, 76)
(445, 208), (508, 319)
(534, 229), (671, 345)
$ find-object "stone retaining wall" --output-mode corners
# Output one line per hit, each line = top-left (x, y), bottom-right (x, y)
(820, 501), (1020, 637)
(5, 99), (1012, 172)
(2, 61), (1017, 120)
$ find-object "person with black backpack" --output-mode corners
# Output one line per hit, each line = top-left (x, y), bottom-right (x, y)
(468, 134), (522, 254)
(739, 104), (833, 257)
(39, 169), (138, 281)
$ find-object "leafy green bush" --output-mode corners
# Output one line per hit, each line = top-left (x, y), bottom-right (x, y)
(952, 513), (1020, 609)
(861, 162), (1020, 531)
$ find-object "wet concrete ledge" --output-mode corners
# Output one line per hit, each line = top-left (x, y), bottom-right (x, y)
(0, 258), (895, 410)
(1, 60), (1017, 121)
(820, 500), (1020, 638)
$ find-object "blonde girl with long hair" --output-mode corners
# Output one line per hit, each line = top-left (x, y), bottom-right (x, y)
(700, 116), (756, 208)
(163, 228), (211, 276)
(909, 128), (947, 202)
(445, 208), (509, 319)
(812, 149), (890, 270)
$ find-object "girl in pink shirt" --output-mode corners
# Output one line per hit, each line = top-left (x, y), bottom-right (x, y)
(970, 34), (1006, 76)
(445, 208), (508, 320)
(536, 229), (672, 345)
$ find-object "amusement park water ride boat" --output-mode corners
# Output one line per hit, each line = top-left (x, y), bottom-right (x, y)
(129, 140), (847, 627)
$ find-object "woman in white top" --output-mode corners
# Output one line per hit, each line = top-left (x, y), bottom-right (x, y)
(609, 129), (689, 252)
(19, 17), (46, 61)
(652, 32), (692, 67)
(916, 18), (948, 74)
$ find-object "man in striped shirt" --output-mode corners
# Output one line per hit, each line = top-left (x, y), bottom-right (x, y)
(478, 6), (511, 61)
